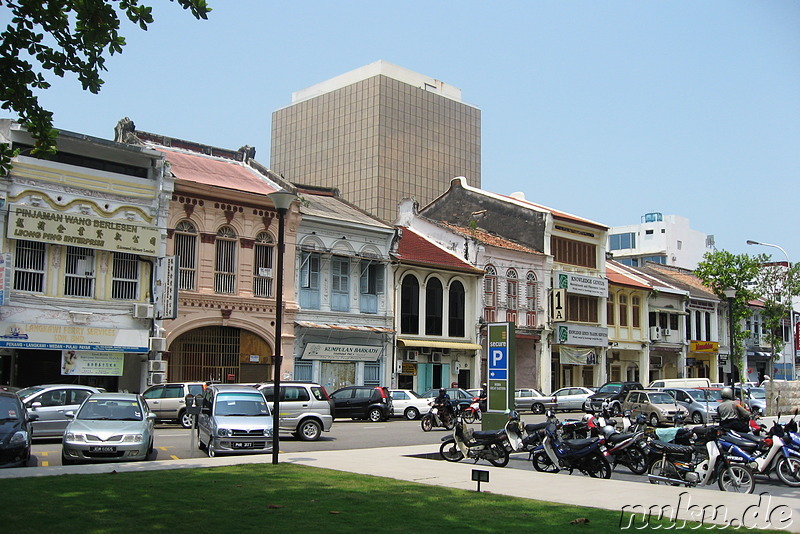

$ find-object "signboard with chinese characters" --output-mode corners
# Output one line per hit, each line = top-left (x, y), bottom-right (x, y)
(555, 271), (608, 298)
(7, 204), (159, 256)
(61, 350), (124, 376)
(554, 323), (609, 347)
(155, 256), (178, 319)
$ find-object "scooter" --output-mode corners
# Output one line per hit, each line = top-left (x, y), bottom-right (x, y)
(461, 397), (482, 424)
(421, 404), (455, 432)
(719, 416), (800, 487)
(439, 411), (514, 467)
(531, 413), (612, 478)
(600, 422), (648, 475)
(648, 427), (755, 493)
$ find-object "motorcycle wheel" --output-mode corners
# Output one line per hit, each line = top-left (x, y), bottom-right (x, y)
(583, 451), (612, 479)
(421, 415), (433, 432)
(775, 456), (800, 487)
(487, 443), (510, 467)
(462, 411), (476, 424)
(439, 439), (464, 462)
(531, 450), (558, 473)
(444, 417), (455, 430)
(717, 464), (755, 494)
(624, 447), (648, 475)
(648, 459), (682, 486)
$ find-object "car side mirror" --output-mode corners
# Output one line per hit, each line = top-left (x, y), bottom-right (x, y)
(146, 413), (157, 420)
(64, 411), (75, 419)
(29, 401), (42, 410)
(27, 412), (39, 422)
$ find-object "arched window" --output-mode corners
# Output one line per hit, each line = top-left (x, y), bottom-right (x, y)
(449, 280), (465, 337)
(253, 232), (274, 298)
(506, 269), (518, 324)
(400, 275), (420, 334)
(484, 265), (496, 322)
(526, 271), (537, 326)
(174, 221), (197, 290)
(425, 278), (443, 335)
(214, 226), (237, 294)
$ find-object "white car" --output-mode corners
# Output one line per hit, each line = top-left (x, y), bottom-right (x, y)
(552, 386), (595, 412)
(389, 389), (432, 420)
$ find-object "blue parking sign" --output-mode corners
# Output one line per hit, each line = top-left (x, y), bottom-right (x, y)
(488, 347), (507, 371)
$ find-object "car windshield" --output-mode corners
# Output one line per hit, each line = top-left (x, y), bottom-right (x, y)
(701, 389), (723, 401)
(0, 396), (21, 420)
(748, 388), (766, 399)
(597, 384), (622, 394)
(649, 393), (676, 404)
(687, 390), (709, 401)
(78, 399), (143, 421)
(215, 393), (269, 416)
(16, 386), (44, 400)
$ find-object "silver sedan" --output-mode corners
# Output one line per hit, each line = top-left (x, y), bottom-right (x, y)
(61, 393), (156, 465)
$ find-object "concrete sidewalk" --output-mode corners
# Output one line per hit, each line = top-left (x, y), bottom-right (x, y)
(1, 443), (798, 531)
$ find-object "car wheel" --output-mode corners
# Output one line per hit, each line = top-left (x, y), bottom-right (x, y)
(532, 403), (545, 414)
(691, 411), (704, 425)
(650, 413), (660, 427)
(147, 438), (154, 455)
(404, 407), (420, 420)
(208, 447), (216, 458)
(179, 410), (194, 429)
(297, 419), (322, 441)
(367, 407), (383, 422)
(197, 430), (206, 450)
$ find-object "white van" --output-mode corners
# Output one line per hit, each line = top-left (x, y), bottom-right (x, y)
(648, 378), (711, 389)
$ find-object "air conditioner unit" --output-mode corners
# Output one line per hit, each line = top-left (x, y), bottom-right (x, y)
(133, 303), (154, 319)
(663, 328), (672, 337)
(149, 337), (167, 352)
(650, 356), (663, 368)
(649, 326), (662, 341)
(404, 350), (418, 362)
(420, 347), (431, 354)
(430, 352), (443, 363)
(148, 360), (167, 372)
(148, 372), (166, 385)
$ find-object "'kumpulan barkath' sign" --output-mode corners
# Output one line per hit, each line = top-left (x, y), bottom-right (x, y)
(8, 205), (159, 256)
(301, 343), (383, 361)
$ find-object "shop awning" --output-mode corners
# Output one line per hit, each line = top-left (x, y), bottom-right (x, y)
(651, 307), (689, 316)
(747, 351), (773, 360)
(397, 338), (482, 350)
(295, 321), (394, 334)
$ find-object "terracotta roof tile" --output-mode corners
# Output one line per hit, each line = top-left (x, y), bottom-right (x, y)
(438, 222), (543, 255)
(394, 228), (483, 274)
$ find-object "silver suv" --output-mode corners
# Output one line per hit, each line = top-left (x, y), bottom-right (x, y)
(142, 382), (206, 428)
(258, 382), (334, 441)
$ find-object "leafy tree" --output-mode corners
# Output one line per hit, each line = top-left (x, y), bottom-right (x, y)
(695, 251), (762, 386)
(0, 0), (211, 173)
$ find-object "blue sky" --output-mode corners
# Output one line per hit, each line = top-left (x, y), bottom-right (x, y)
(10, 1), (800, 260)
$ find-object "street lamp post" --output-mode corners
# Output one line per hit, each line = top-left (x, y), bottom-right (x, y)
(723, 288), (737, 386)
(267, 190), (296, 465)
(746, 239), (793, 382)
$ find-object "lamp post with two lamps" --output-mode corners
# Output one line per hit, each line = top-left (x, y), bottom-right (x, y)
(267, 190), (296, 465)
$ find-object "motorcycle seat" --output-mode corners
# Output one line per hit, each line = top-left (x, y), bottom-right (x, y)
(563, 438), (597, 450)
(525, 422), (548, 433)
(606, 432), (634, 445)
(650, 439), (694, 456)
(472, 429), (504, 440)
(721, 434), (761, 451)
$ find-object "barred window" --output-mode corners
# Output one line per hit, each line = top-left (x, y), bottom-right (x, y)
(13, 240), (46, 293)
(484, 264), (496, 322)
(174, 221), (197, 290)
(253, 232), (274, 298)
(65, 246), (95, 297)
(112, 252), (139, 300)
(214, 226), (237, 294)
(506, 269), (518, 324)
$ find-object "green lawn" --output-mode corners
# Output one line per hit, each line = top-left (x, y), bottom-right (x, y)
(0, 464), (783, 533)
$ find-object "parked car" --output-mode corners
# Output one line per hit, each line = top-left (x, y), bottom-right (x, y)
(0, 385), (20, 393)
(583, 381), (643, 414)
(389, 389), (431, 420)
(552, 386), (594, 412)
(663, 388), (720, 424)
(197, 384), (273, 457)
(17, 384), (103, 438)
(514, 388), (556, 414)
(257, 382), (333, 441)
(61, 392), (156, 465)
(330, 386), (393, 422)
(420, 388), (474, 411)
(142, 382), (206, 428)
(622, 390), (689, 427)
(0, 390), (37, 467)
(734, 386), (766, 415)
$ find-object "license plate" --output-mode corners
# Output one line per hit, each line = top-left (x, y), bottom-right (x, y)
(89, 446), (116, 453)
(232, 442), (256, 449)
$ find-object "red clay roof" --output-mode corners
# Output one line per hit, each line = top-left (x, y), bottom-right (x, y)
(394, 228), (483, 274)
(159, 147), (279, 196)
(606, 262), (651, 290)
(438, 222), (543, 255)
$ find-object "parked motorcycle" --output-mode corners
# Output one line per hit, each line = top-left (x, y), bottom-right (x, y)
(439, 411), (516, 467)
(719, 416), (800, 487)
(600, 422), (648, 475)
(531, 416), (612, 478)
(647, 427), (755, 493)
(421, 404), (455, 432)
